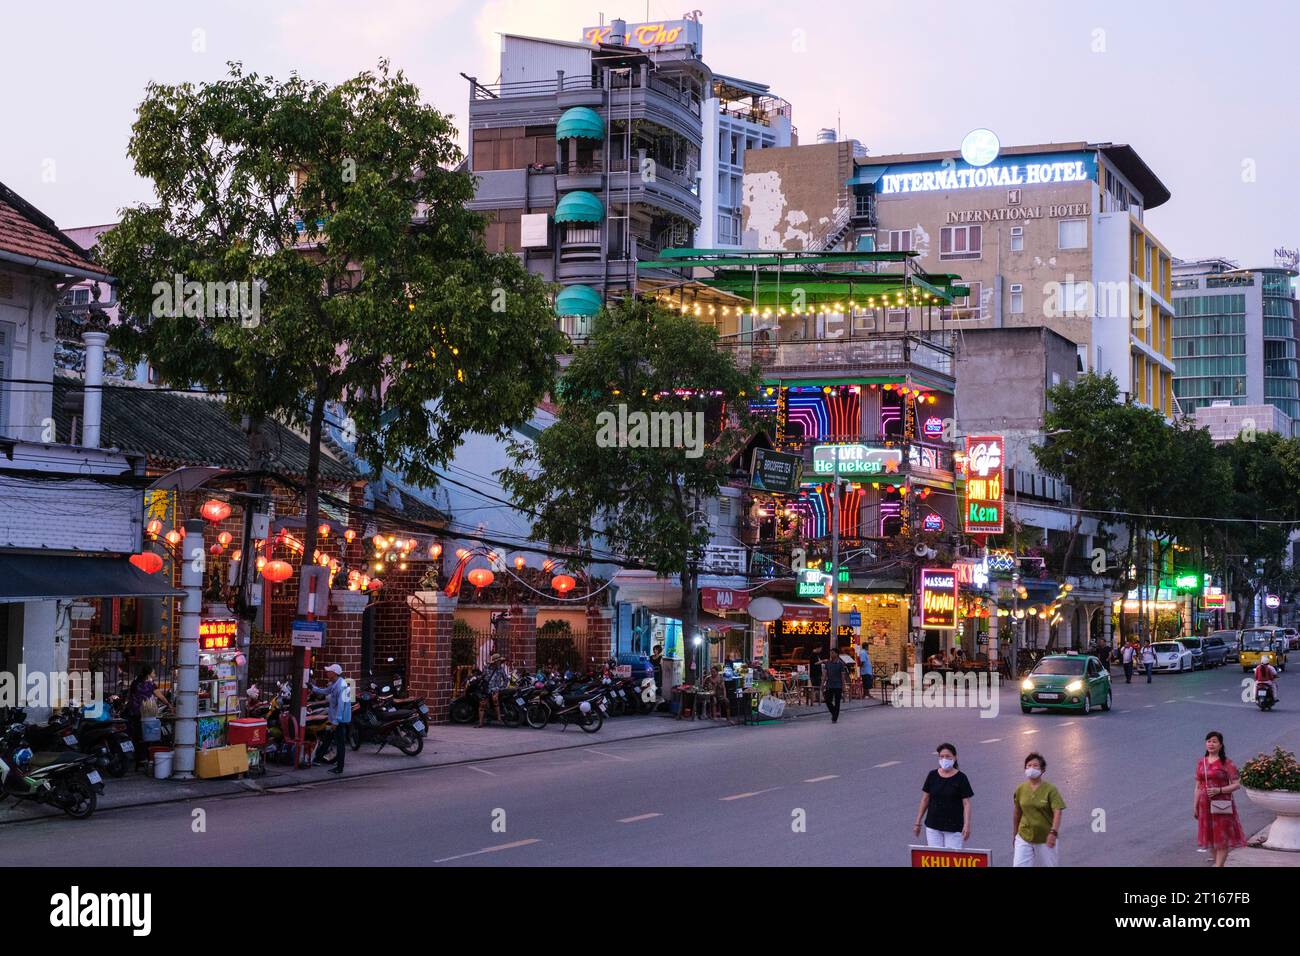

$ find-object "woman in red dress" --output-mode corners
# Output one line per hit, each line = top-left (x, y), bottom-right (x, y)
(1193, 730), (1246, 866)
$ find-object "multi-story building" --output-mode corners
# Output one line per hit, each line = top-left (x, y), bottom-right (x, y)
(464, 16), (794, 336)
(1171, 257), (1300, 428)
(744, 139), (1179, 417)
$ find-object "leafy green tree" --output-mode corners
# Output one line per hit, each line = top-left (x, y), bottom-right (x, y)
(101, 61), (565, 575)
(500, 299), (759, 681)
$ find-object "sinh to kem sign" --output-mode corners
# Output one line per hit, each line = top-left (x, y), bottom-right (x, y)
(963, 435), (1005, 535)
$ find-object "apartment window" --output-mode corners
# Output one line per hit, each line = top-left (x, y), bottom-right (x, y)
(1009, 226), (1024, 252)
(940, 224), (981, 259)
(1058, 219), (1087, 250)
(1009, 283), (1024, 314)
(886, 229), (912, 252)
(1057, 280), (1091, 317)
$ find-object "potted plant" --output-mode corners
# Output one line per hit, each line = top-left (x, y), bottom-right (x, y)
(1240, 747), (1300, 850)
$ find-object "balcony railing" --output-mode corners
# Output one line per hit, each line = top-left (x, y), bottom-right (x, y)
(720, 333), (953, 377)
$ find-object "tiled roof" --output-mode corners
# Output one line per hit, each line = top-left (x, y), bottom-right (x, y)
(51, 377), (358, 482)
(0, 181), (112, 279)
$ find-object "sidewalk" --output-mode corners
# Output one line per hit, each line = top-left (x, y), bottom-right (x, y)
(0, 694), (879, 823)
(1226, 824), (1300, 867)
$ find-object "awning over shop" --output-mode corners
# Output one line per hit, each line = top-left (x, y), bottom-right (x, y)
(553, 190), (605, 223)
(845, 166), (887, 187)
(555, 106), (606, 141)
(554, 283), (603, 317)
(0, 555), (185, 602)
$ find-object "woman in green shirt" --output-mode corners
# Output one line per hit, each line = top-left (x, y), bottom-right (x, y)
(1012, 752), (1066, 866)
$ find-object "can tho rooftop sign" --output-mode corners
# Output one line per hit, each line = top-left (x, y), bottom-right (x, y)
(963, 435), (1005, 534)
(581, 19), (702, 52)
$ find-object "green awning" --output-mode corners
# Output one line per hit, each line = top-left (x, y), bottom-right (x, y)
(555, 284), (603, 317)
(846, 166), (887, 187)
(554, 190), (604, 223)
(556, 107), (606, 141)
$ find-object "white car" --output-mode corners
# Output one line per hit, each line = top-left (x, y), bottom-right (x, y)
(1150, 641), (1194, 673)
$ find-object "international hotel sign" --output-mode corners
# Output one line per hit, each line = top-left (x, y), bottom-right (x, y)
(867, 150), (1098, 197)
(946, 202), (1089, 224)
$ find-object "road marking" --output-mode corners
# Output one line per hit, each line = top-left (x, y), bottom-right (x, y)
(618, 813), (662, 823)
(872, 760), (901, 768)
(433, 838), (540, 863)
(980, 738), (1001, 744)
(588, 749), (631, 762)
(1164, 700), (1178, 704)
(1143, 704), (1156, 709)
(1022, 729), (1038, 735)
(467, 765), (496, 776)
(804, 774), (839, 783)
(721, 788), (781, 801)
(1058, 721), (1075, 727)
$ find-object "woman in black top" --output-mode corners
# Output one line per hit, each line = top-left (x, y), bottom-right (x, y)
(913, 742), (974, 849)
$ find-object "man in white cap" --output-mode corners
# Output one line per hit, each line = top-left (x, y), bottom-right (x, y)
(309, 664), (353, 774)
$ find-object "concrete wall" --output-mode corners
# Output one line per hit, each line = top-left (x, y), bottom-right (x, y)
(741, 141), (851, 250)
(0, 264), (58, 440)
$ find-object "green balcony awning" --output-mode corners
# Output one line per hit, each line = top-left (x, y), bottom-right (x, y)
(556, 106), (606, 141)
(554, 190), (604, 223)
(555, 284), (603, 317)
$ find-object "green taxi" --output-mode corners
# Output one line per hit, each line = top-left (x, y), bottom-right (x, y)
(1020, 654), (1112, 714)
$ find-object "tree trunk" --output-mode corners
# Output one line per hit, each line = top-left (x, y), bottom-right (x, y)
(290, 383), (328, 717)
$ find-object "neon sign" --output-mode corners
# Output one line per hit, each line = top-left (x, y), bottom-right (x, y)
(920, 568), (958, 629)
(963, 435), (1005, 534)
(581, 20), (697, 51)
(812, 443), (903, 479)
(867, 151), (1097, 197)
(199, 618), (238, 652)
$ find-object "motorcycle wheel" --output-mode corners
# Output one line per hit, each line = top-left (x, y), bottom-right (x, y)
(396, 725), (424, 756)
(449, 698), (476, 724)
(106, 751), (128, 778)
(61, 777), (97, 819)
(500, 703), (522, 728)
(608, 696), (626, 717)
(579, 711), (603, 734)
(525, 701), (550, 730)
(348, 724), (361, 751)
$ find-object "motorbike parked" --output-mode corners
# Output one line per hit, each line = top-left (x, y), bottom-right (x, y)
(348, 690), (425, 755)
(65, 698), (134, 778)
(449, 671), (530, 727)
(524, 678), (606, 733)
(0, 707), (79, 754)
(0, 721), (104, 819)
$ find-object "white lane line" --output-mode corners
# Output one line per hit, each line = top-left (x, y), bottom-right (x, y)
(588, 749), (631, 762)
(1022, 729), (1039, 735)
(1058, 721), (1076, 727)
(1143, 704), (1156, 709)
(804, 774), (839, 783)
(618, 813), (662, 823)
(467, 765), (496, 776)
(872, 760), (901, 769)
(980, 738), (1001, 744)
(433, 838), (540, 863)
(720, 787), (781, 801)
(1164, 699), (1178, 704)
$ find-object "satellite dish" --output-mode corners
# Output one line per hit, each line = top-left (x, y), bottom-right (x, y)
(748, 596), (784, 622)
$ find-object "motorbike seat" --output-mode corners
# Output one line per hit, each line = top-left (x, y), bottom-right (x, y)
(26, 751), (90, 770)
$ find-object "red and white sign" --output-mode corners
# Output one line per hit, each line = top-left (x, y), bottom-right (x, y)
(910, 846), (990, 868)
(702, 587), (750, 613)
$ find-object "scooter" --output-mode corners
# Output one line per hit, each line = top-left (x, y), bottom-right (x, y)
(0, 722), (104, 819)
(524, 680), (606, 733)
(66, 699), (134, 778)
(347, 691), (424, 755)
(1256, 682), (1277, 711)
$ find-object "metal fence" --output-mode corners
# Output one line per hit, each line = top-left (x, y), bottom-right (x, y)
(87, 633), (175, 699)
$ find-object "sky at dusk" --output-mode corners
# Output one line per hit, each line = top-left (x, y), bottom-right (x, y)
(2, 0), (1295, 266)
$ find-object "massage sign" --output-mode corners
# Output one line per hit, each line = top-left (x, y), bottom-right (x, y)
(963, 435), (1005, 534)
(920, 568), (958, 629)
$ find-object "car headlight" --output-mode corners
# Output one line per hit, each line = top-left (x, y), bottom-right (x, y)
(1065, 680), (1083, 693)
(1021, 679), (1034, 691)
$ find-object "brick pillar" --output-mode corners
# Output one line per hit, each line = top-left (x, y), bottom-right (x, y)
(586, 604), (614, 668)
(408, 590), (456, 723)
(508, 605), (538, 673)
(327, 589), (369, 683)
(68, 601), (95, 697)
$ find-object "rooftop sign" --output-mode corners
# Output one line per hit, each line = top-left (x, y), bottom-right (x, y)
(865, 151), (1097, 197)
(581, 19), (702, 52)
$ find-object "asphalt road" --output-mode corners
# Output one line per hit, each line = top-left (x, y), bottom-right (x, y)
(5, 664), (1295, 866)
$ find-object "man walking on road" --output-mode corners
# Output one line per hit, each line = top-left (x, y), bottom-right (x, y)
(823, 647), (848, 723)
(1121, 640), (1135, 683)
(1140, 641), (1156, 683)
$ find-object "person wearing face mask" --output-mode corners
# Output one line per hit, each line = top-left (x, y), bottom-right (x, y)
(1012, 752), (1066, 866)
(913, 742), (974, 849)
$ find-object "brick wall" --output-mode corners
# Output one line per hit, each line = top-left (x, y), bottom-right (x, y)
(508, 605), (538, 673)
(67, 601), (94, 677)
(325, 589), (369, 680)
(408, 592), (456, 723)
(586, 604), (614, 666)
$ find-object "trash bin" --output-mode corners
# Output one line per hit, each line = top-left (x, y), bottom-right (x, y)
(153, 749), (174, 780)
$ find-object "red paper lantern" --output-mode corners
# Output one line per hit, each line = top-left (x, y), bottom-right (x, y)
(551, 574), (576, 594)
(217, 531), (233, 548)
(129, 552), (163, 575)
(262, 559), (294, 583)
(467, 568), (495, 589)
(514, 556), (526, 570)
(164, 530), (182, 546)
(201, 499), (232, 523)
(368, 578), (384, 591)
(209, 544), (223, 556)
(146, 519), (163, 537)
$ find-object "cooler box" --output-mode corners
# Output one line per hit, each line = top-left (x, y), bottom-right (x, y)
(194, 744), (249, 779)
(227, 718), (268, 747)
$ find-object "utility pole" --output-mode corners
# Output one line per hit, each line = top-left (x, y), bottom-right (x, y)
(173, 517), (206, 779)
(830, 447), (842, 658)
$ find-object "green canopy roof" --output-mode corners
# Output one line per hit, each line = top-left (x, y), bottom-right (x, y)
(556, 106), (606, 141)
(554, 190), (605, 223)
(555, 284), (603, 317)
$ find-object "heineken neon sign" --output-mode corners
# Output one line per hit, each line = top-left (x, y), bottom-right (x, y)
(811, 443), (903, 479)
